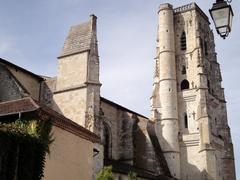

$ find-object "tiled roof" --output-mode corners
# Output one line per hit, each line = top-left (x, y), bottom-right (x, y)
(59, 20), (92, 57)
(0, 97), (100, 143)
(0, 98), (38, 116)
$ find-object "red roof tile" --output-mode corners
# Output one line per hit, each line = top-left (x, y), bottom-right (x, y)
(0, 97), (39, 116)
(0, 97), (100, 143)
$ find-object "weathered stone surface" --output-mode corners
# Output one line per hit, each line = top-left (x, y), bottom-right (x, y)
(0, 63), (24, 101)
(0, 3), (235, 180)
(152, 2), (236, 180)
(100, 98), (166, 176)
(59, 21), (92, 57)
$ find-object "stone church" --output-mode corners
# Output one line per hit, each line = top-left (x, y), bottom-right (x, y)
(0, 2), (236, 180)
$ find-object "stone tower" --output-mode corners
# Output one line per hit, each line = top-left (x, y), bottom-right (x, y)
(53, 15), (101, 135)
(151, 3), (236, 180)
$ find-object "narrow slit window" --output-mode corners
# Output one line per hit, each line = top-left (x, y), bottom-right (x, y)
(204, 41), (208, 56)
(207, 80), (210, 93)
(181, 31), (187, 51)
(184, 113), (188, 128)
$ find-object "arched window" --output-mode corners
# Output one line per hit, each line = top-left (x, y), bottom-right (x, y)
(184, 113), (188, 128)
(181, 79), (189, 90)
(181, 31), (187, 51)
(182, 65), (186, 74)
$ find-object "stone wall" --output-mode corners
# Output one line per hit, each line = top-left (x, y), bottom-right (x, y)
(40, 77), (56, 107)
(100, 98), (160, 174)
(0, 63), (24, 101)
(6, 64), (41, 100)
(56, 52), (88, 91)
(174, 3), (235, 180)
(53, 88), (87, 127)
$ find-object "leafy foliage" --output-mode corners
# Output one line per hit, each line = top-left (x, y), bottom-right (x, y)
(0, 117), (53, 180)
(96, 166), (114, 180)
(128, 171), (137, 180)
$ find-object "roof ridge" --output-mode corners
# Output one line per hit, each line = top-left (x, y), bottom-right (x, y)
(0, 58), (44, 80)
(100, 96), (149, 119)
(0, 97), (32, 105)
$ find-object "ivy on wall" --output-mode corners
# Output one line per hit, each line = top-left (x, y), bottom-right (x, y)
(0, 117), (53, 180)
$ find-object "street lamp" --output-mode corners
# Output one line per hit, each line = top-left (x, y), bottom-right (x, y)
(209, 0), (234, 39)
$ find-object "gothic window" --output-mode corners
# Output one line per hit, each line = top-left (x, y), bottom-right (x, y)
(103, 123), (112, 160)
(184, 113), (188, 128)
(181, 31), (187, 51)
(182, 65), (186, 74)
(181, 79), (189, 90)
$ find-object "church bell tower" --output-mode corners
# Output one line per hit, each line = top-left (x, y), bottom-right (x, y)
(151, 3), (236, 180)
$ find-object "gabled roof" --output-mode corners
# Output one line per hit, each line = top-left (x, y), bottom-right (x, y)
(0, 58), (44, 81)
(0, 97), (100, 143)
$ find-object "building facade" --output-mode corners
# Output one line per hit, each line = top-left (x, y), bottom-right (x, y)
(0, 2), (236, 180)
(151, 3), (236, 180)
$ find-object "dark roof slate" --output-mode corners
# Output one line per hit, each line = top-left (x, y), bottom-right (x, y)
(59, 21), (92, 57)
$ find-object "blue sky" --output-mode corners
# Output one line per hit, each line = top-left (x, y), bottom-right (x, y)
(0, 0), (239, 178)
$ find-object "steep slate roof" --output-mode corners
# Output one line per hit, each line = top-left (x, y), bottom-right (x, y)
(59, 15), (96, 58)
(0, 97), (100, 143)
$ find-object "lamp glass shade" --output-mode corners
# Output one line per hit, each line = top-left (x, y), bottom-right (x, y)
(211, 7), (229, 28)
(209, 1), (233, 38)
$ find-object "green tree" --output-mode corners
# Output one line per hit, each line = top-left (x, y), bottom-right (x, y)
(96, 166), (114, 180)
(0, 118), (53, 180)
